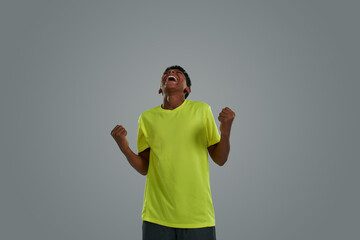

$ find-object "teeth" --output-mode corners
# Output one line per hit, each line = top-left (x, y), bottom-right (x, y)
(166, 76), (177, 82)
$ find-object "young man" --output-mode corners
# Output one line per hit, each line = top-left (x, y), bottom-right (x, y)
(111, 65), (235, 240)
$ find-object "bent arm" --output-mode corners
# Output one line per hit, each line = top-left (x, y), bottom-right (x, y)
(208, 107), (235, 166)
(111, 125), (150, 176)
(208, 134), (230, 166)
(121, 147), (150, 175)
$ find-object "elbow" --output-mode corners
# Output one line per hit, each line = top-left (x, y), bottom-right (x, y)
(214, 157), (227, 166)
(217, 160), (226, 167)
(139, 169), (148, 176)
(139, 166), (149, 176)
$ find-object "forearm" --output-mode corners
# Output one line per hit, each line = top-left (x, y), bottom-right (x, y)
(120, 146), (149, 175)
(111, 125), (149, 175)
(211, 134), (230, 166)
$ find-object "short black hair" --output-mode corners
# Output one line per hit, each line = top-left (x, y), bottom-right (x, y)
(163, 65), (192, 99)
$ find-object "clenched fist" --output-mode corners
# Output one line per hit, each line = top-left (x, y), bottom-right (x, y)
(218, 107), (235, 137)
(111, 125), (129, 152)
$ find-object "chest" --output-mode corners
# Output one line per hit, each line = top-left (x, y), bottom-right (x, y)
(145, 111), (207, 147)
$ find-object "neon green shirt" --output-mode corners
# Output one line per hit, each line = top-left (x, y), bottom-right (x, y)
(137, 99), (221, 228)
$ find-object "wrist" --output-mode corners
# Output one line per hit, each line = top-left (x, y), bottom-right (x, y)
(118, 142), (130, 153)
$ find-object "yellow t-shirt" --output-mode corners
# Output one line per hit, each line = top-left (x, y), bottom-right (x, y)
(137, 100), (221, 228)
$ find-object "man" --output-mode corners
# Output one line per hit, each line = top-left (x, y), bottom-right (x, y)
(111, 65), (235, 240)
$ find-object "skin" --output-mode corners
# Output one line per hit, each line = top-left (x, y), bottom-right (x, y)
(110, 68), (235, 175)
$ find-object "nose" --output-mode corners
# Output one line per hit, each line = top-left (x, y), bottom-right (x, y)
(168, 69), (176, 74)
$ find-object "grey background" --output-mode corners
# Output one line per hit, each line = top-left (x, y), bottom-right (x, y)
(1, 0), (359, 239)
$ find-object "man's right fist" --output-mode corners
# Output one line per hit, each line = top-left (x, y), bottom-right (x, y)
(111, 125), (129, 152)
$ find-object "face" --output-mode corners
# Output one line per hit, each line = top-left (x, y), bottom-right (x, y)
(159, 68), (190, 96)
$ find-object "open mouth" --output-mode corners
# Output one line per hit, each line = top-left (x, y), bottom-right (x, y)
(166, 76), (177, 82)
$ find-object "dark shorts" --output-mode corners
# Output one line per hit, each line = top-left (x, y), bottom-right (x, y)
(142, 221), (216, 240)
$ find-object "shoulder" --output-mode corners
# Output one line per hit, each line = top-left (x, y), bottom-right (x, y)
(138, 105), (161, 120)
(186, 100), (211, 110)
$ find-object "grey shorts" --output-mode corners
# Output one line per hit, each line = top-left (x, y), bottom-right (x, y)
(142, 221), (216, 240)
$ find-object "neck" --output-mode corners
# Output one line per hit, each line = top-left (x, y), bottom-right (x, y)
(162, 94), (185, 110)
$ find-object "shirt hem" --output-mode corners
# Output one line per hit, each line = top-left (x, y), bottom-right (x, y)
(137, 145), (149, 154)
(142, 216), (215, 229)
(208, 138), (221, 147)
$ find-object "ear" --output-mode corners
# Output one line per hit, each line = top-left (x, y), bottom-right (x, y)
(158, 88), (163, 95)
(184, 86), (191, 95)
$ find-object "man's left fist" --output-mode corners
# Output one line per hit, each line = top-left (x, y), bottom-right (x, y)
(218, 107), (235, 137)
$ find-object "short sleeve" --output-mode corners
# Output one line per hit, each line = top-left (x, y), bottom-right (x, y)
(137, 115), (149, 153)
(205, 105), (221, 147)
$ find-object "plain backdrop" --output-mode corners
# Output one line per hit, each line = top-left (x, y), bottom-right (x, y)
(1, 0), (359, 239)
